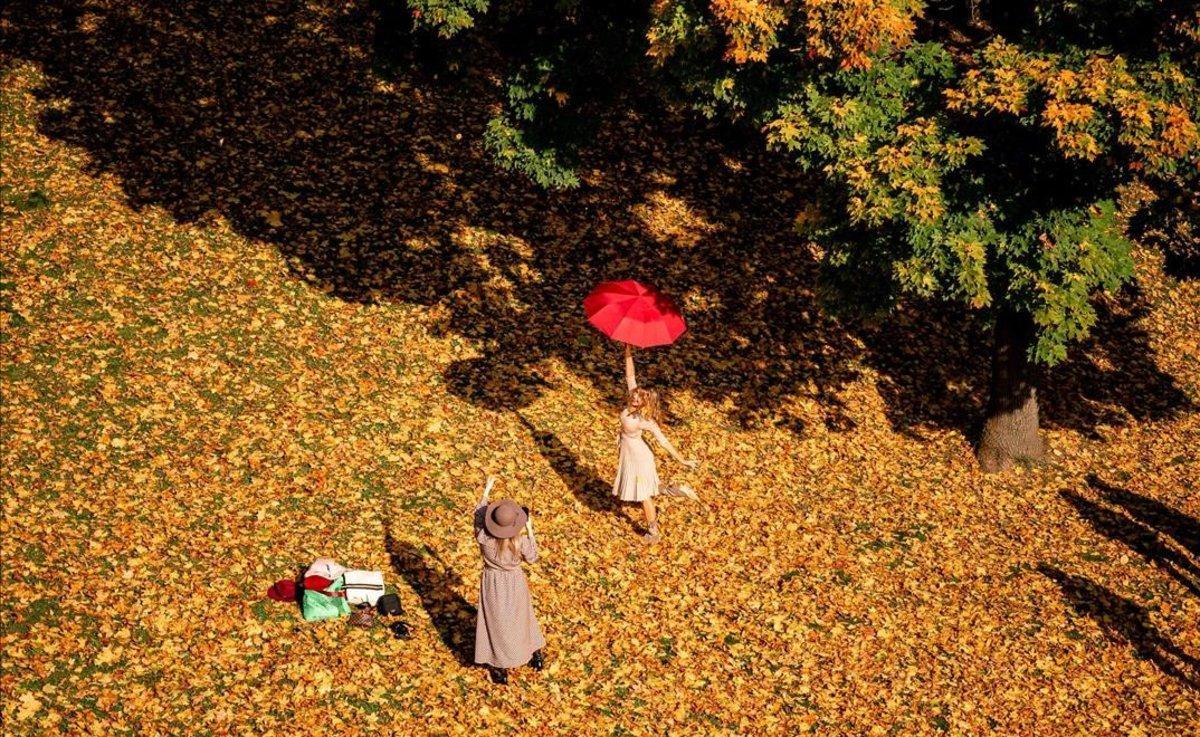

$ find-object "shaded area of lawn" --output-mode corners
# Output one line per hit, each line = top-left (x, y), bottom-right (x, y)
(2, 0), (1191, 444)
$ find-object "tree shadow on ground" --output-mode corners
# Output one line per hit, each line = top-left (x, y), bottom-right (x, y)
(516, 415), (643, 535)
(383, 529), (476, 667)
(1038, 564), (1200, 691)
(1039, 294), (1195, 436)
(866, 289), (1194, 440)
(1060, 487), (1200, 599)
(1059, 473), (1200, 599)
(1089, 474), (1200, 560)
(2, 0), (1192, 443)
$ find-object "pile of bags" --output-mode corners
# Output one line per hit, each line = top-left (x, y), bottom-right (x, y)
(267, 557), (400, 624)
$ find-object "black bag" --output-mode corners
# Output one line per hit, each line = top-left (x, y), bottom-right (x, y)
(377, 593), (402, 616)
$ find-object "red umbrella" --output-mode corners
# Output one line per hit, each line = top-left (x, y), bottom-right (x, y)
(583, 280), (687, 348)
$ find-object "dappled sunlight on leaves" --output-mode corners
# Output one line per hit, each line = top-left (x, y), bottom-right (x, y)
(2, 3), (1199, 734)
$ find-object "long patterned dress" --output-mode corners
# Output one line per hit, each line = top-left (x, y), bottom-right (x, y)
(473, 505), (546, 669)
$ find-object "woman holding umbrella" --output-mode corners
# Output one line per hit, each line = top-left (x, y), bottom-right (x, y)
(585, 280), (699, 541)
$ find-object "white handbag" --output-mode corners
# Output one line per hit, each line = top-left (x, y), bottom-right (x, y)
(342, 569), (386, 606)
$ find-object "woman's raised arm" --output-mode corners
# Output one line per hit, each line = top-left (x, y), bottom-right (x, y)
(474, 476), (496, 532)
(624, 343), (637, 392)
(522, 514), (538, 562)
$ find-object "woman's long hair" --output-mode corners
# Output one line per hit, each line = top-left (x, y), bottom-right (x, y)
(495, 535), (520, 562)
(625, 386), (662, 424)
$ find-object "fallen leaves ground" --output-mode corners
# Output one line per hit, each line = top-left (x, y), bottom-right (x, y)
(2, 3), (1199, 735)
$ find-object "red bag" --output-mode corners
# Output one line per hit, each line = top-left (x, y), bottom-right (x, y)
(303, 575), (337, 592)
(267, 578), (297, 602)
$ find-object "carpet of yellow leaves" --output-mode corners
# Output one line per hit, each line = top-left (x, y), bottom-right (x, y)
(2, 3), (1199, 734)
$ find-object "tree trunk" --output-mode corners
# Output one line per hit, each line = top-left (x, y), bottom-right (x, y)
(977, 308), (1045, 472)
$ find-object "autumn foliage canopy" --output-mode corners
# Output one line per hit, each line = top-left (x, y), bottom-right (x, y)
(408, 0), (1198, 365)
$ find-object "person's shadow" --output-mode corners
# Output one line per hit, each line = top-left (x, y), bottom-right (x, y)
(517, 415), (644, 535)
(1038, 564), (1199, 690)
(383, 528), (476, 667)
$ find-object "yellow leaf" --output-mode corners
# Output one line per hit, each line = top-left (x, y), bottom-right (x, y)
(16, 693), (40, 721)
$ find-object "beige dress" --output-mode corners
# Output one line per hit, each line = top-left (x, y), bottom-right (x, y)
(612, 409), (673, 502)
(473, 505), (546, 668)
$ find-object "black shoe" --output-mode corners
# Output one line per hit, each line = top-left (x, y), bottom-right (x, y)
(389, 621), (410, 640)
(490, 667), (508, 685)
(529, 650), (544, 671)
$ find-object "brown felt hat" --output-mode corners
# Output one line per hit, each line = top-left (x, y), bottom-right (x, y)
(484, 499), (527, 539)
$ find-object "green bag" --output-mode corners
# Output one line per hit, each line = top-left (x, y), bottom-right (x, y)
(301, 577), (350, 621)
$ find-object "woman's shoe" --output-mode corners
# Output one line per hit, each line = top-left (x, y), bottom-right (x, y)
(529, 650), (545, 671)
(490, 667), (508, 685)
(643, 523), (661, 542)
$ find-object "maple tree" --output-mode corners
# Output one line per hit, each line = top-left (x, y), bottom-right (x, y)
(402, 0), (1200, 471)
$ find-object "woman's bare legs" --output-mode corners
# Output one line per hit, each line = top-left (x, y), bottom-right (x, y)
(642, 498), (660, 539)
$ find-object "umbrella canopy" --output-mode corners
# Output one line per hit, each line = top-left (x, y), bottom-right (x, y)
(583, 280), (687, 348)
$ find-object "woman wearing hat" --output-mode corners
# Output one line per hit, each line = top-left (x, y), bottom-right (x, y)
(473, 476), (545, 684)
